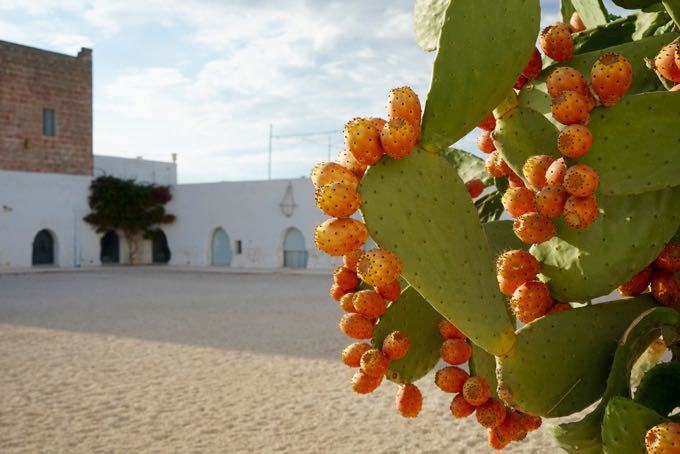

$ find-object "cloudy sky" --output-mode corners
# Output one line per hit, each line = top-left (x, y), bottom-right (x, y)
(0, 1), (627, 183)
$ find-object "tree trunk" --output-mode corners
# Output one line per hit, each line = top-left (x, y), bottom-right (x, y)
(124, 233), (139, 265)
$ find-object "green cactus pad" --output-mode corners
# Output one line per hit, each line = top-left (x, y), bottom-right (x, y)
(474, 191), (505, 223)
(571, 0), (609, 28)
(372, 286), (444, 384)
(484, 220), (528, 256)
(601, 397), (668, 454)
(634, 362), (680, 417)
(531, 187), (680, 302)
(419, 0), (540, 152)
(613, 0), (664, 8)
(442, 148), (492, 185)
(496, 297), (656, 417)
(413, 0), (451, 52)
(561, 0), (577, 23)
(664, 0), (680, 27)
(359, 148), (516, 356)
(469, 343), (499, 399)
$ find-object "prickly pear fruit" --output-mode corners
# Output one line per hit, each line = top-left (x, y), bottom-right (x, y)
(551, 90), (590, 125)
(315, 218), (368, 256)
(476, 398), (508, 429)
(330, 283), (348, 302)
(336, 148), (367, 178)
(654, 243), (680, 273)
(488, 428), (510, 450)
(514, 74), (529, 90)
(540, 23), (574, 62)
(440, 338), (472, 365)
(351, 369), (382, 394)
(375, 279), (401, 301)
(563, 194), (598, 229)
(502, 187), (537, 218)
(617, 266), (653, 297)
(517, 412), (542, 432)
(522, 47), (542, 80)
(651, 270), (680, 306)
(439, 319), (467, 340)
(590, 52), (633, 106)
(339, 313), (374, 339)
(315, 183), (361, 218)
(311, 162), (360, 191)
(338, 292), (357, 313)
(382, 331), (410, 361)
(513, 212), (556, 244)
(485, 151), (511, 177)
(546, 66), (590, 98)
(523, 154), (555, 190)
(546, 303), (572, 314)
(477, 129), (496, 153)
(352, 290), (387, 319)
(545, 157), (567, 186)
(435, 366), (469, 393)
(570, 12), (585, 33)
(344, 117), (384, 166)
(380, 118), (418, 159)
(451, 394), (476, 418)
(496, 250), (540, 284)
(645, 422), (680, 454)
(508, 171), (526, 188)
(360, 348), (389, 378)
(563, 164), (599, 197)
(462, 376), (491, 406)
(342, 342), (372, 367)
(478, 112), (496, 131)
(396, 384), (422, 418)
(498, 276), (524, 297)
(334, 265), (358, 291)
(387, 86), (421, 132)
(535, 184), (570, 218)
(495, 411), (528, 443)
(654, 43), (680, 83)
(343, 249), (363, 273)
(356, 248), (402, 286)
(510, 281), (553, 323)
(558, 124), (592, 158)
(465, 179), (485, 198)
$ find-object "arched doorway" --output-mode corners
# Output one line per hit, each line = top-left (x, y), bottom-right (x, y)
(211, 228), (232, 266)
(283, 227), (307, 268)
(100, 230), (120, 264)
(32, 229), (55, 265)
(152, 230), (171, 264)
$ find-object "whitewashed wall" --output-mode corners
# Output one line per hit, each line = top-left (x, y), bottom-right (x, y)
(93, 155), (177, 185)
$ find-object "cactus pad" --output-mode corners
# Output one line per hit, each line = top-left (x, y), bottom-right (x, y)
(413, 0), (451, 52)
(571, 0), (609, 29)
(634, 362), (680, 417)
(442, 148), (492, 185)
(469, 343), (499, 399)
(601, 397), (668, 454)
(484, 220), (528, 256)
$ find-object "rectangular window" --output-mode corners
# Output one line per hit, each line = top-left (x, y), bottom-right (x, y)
(43, 108), (56, 136)
(235, 240), (242, 255)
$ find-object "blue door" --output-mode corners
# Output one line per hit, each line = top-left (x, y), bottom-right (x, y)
(283, 228), (307, 268)
(211, 228), (232, 266)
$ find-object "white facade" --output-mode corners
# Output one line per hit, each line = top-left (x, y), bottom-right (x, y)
(93, 155), (177, 185)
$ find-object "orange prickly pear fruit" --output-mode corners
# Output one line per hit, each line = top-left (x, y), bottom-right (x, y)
(514, 73), (529, 90)
(334, 265), (358, 291)
(368, 117), (386, 131)
(517, 412), (543, 431)
(654, 43), (680, 83)
(315, 182), (361, 218)
(540, 22), (574, 62)
(552, 90), (591, 125)
(546, 66), (590, 98)
(382, 331), (410, 361)
(352, 290), (387, 319)
(380, 118), (417, 159)
(495, 410), (529, 443)
(501, 187), (537, 218)
(570, 12), (586, 32)
(338, 292), (357, 313)
(315, 218), (368, 256)
(563, 194), (598, 229)
(645, 422), (680, 454)
(545, 157), (567, 186)
(336, 148), (367, 178)
(435, 366), (469, 393)
(330, 284), (348, 302)
(508, 170), (526, 188)
(558, 124), (593, 158)
(341, 342), (372, 367)
(356, 248), (402, 287)
(339, 313), (374, 339)
(351, 369), (383, 394)
(590, 52), (633, 106)
(477, 129), (496, 153)
(618, 266), (653, 297)
(496, 250), (540, 284)
(485, 151), (511, 177)
(440, 338), (472, 365)
(523, 154), (555, 189)
(311, 162), (360, 191)
(451, 393), (476, 418)
(547, 303), (572, 314)
(510, 281), (553, 323)
(478, 112), (496, 131)
(396, 384), (422, 418)
(535, 184), (570, 218)
(498, 276), (525, 297)
(387, 86), (421, 133)
(488, 428), (510, 450)
(438, 319), (467, 340)
(360, 348), (389, 378)
(654, 243), (680, 273)
(465, 179), (485, 198)
(375, 279), (401, 301)
(462, 376), (491, 406)
(564, 164), (599, 197)
(344, 117), (384, 165)
(522, 47), (543, 80)
(513, 212), (556, 244)
(476, 398), (508, 429)
(651, 270), (680, 306)
(343, 249), (363, 273)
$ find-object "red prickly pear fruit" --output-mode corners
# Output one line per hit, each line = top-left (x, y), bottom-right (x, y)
(352, 289), (387, 319)
(510, 281), (553, 323)
(330, 284), (348, 302)
(498, 276), (524, 297)
(546, 66), (590, 98)
(462, 376), (491, 406)
(645, 422), (680, 454)
(465, 179), (485, 198)
(311, 162), (360, 191)
(451, 393), (476, 418)
(495, 411), (529, 443)
(540, 22), (574, 62)
(356, 248), (402, 287)
(514, 74), (529, 90)
(570, 12), (586, 33)
(382, 331), (410, 361)
(547, 303), (572, 315)
(522, 47), (543, 80)
(477, 129), (496, 153)
(360, 348), (389, 378)
(564, 164), (599, 197)
(654, 43), (680, 83)
(496, 249), (540, 284)
(387, 86), (421, 133)
(517, 412), (543, 431)
(334, 265), (358, 291)
(485, 151), (511, 177)
(545, 157), (567, 186)
(338, 292), (357, 313)
(315, 218), (368, 256)
(591, 52), (633, 106)
(344, 117), (384, 166)
(339, 313), (374, 339)
(558, 124), (593, 158)
(488, 428), (510, 450)
(375, 279), (401, 301)
(513, 212), (556, 244)
(476, 398), (508, 429)
(651, 270), (680, 306)
(563, 194), (598, 229)
(438, 319), (467, 340)
(523, 154), (555, 189)
(502, 187), (537, 218)
(315, 183), (361, 218)
(535, 184), (570, 218)
(508, 170), (526, 188)
(341, 342), (372, 367)
(336, 148), (367, 178)
(380, 118), (417, 159)
(435, 366), (469, 393)
(552, 90), (591, 125)
(655, 243), (680, 273)
(618, 266), (653, 297)
(343, 249), (363, 273)
(440, 338), (472, 365)
(351, 369), (382, 394)
(478, 112), (496, 131)
(396, 383), (422, 418)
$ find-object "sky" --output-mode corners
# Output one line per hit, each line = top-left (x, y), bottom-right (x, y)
(0, 1), (628, 183)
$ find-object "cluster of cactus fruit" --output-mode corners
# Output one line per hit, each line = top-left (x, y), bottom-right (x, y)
(312, 0), (680, 451)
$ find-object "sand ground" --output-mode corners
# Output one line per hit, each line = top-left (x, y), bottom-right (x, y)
(0, 268), (562, 453)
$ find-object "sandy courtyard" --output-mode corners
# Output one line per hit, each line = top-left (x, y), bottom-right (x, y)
(0, 268), (561, 453)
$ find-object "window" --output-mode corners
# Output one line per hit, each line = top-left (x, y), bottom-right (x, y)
(43, 108), (56, 136)
(235, 240), (242, 254)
